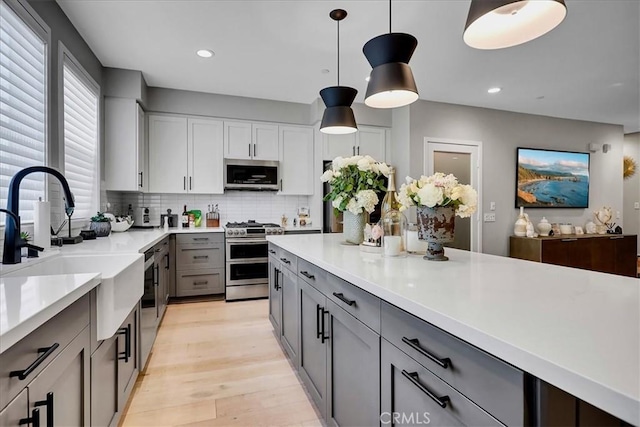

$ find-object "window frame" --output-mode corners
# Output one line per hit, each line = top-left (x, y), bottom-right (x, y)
(57, 41), (100, 221)
(0, 0), (50, 226)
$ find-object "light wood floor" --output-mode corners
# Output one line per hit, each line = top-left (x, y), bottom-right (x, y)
(120, 299), (322, 427)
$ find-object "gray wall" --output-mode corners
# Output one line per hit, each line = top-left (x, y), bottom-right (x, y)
(405, 100), (624, 257)
(623, 132), (640, 253)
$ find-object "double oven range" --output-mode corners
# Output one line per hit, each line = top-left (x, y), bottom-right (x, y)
(225, 221), (284, 301)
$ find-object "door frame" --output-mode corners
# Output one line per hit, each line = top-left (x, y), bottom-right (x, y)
(424, 137), (483, 253)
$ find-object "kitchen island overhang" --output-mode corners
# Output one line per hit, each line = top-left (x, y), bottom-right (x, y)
(267, 233), (639, 425)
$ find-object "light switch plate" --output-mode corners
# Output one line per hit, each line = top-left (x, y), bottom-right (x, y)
(484, 213), (496, 222)
(634, 202), (640, 210)
(490, 202), (496, 211)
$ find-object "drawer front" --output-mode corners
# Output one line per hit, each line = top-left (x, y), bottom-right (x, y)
(278, 248), (297, 273)
(381, 301), (524, 426)
(176, 245), (224, 270)
(0, 294), (90, 409)
(382, 339), (503, 427)
(176, 232), (224, 247)
(297, 258), (327, 289)
(176, 269), (224, 296)
(267, 243), (280, 259)
(325, 273), (380, 333)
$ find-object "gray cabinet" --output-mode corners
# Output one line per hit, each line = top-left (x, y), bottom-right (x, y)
(280, 265), (298, 366)
(29, 327), (91, 427)
(155, 237), (170, 318)
(117, 306), (138, 409)
(326, 299), (380, 427)
(0, 390), (28, 427)
(268, 254), (282, 336)
(91, 335), (118, 427)
(298, 278), (328, 417)
(176, 233), (224, 296)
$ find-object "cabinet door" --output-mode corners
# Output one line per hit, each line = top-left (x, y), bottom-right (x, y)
(252, 123), (279, 160)
(614, 236), (637, 277)
(323, 133), (356, 160)
(224, 121), (252, 160)
(91, 335), (118, 427)
(280, 266), (299, 366)
(0, 389), (28, 427)
(326, 300), (380, 427)
(268, 257), (282, 336)
(117, 307), (138, 409)
(148, 114), (188, 193)
(357, 126), (386, 161)
(542, 239), (591, 270)
(137, 104), (148, 192)
(105, 97), (140, 191)
(298, 279), (328, 418)
(30, 327), (90, 427)
(279, 126), (314, 195)
(188, 118), (224, 194)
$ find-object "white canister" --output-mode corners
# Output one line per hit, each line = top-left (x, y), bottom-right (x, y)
(537, 217), (552, 236)
(33, 198), (51, 250)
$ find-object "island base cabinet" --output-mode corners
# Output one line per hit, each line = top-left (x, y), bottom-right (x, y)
(298, 279), (328, 417)
(381, 339), (503, 427)
(29, 327), (91, 427)
(117, 306), (138, 409)
(326, 299), (380, 427)
(268, 256), (282, 336)
(280, 266), (298, 366)
(91, 336), (118, 427)
(0, 390), (28, 427)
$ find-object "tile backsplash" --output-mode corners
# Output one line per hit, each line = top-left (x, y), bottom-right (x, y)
(104, 192), (312, 226)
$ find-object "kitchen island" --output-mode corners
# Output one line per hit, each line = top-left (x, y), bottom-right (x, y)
(267, 233), (639, 426)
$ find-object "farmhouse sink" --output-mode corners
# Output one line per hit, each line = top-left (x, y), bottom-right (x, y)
(4, 253), (144, 340)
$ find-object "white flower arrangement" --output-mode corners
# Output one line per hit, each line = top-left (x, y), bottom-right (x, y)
(321, 155), (390, 215)
(398, 172), (478, 218)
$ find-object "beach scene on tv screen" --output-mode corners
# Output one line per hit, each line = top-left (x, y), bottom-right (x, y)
(517, 149), (589, 208)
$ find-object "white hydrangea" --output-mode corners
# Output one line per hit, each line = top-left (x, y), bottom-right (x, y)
(417, 183), (444, 208)
(320, 169), (334, 182)
(398, 174), (478, 218)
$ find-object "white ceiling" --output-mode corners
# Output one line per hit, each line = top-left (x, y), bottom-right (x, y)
(56, 0), (640, 133)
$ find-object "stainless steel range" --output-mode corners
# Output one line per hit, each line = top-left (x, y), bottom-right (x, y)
(225, 220), (284, 301)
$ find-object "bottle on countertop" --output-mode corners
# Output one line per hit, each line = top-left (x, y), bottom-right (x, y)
(182, 205), (189, 228)
(381, 167), (401, 216)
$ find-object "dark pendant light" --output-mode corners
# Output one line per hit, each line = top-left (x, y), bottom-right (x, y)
(320, 9), (358, 135)
(464, 0), (567, 50)
(363, 0), (418, 109)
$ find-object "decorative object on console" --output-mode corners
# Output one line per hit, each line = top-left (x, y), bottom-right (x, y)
(382, 209), (407, 258)
(536, 217), (552, 236)
(559, 223), (573, 235)
(516, 148), (589, 208)
(89, 212), (112, 237)
(594, 206), (613, 235)
(360, 222), (383, 253)
(514, 206), (527, 236)
(398, 172), (478, 261)
(525, 213), (536, 237)
(585, 220), (596, 234)
(574, 226), (584, 235)
(623, 156), (637, 179)
(321, 155), (390, 245)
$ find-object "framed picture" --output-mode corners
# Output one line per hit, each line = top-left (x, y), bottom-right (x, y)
(516, 148), (590, 208)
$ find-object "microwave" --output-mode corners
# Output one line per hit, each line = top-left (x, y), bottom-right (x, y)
(224, 159), (279, 191)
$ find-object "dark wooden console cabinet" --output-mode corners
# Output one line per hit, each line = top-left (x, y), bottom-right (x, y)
(509, 234), (637, 277)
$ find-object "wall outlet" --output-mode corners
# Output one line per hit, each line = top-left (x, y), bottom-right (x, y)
(634, 202), (640, 210)
(484, 213), (496, 222)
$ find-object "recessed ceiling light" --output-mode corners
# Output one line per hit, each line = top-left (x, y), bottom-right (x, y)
(487, 87), (501, 94)
(196, 49), (214, 58)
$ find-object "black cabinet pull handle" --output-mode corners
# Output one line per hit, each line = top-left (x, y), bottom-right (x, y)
(165, 253), (169, 270)
(192, 237), (210, 241)
(316, 304), (322, 339)
(609, 236), (624, 240)
(193, 281), (209, 286)
(300, 271), (315, 280)
(19, 408), (40, 427)
(34, 392), (53, 427)
(193, 255), (209, 259)
(321, 308), (329, 343)
(402, 337), (451, 369)
(401, 370), (450, 408)
(139, 171), (143, 188)
(561, 238), (578, 242)
(118, 324), (131, 362)
(10, 343), (60, 380)
(274, 268), (280, 290)
(333, 292), (355, 306)
(183, 176), (186, 190)
(280, 257), (291, 264)
(268, 249), (276, 254)
(189, 176), (192, 190)
(249, 143), (251, 157)
(253, 143), (256, 157)
(154, 265), (159, 286)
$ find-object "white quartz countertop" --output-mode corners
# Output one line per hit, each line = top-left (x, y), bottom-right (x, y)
(267, 233), (640, 425)
(0, 227), (224, 353)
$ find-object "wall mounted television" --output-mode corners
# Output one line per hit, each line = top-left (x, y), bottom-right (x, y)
(516, 147), (590, 208)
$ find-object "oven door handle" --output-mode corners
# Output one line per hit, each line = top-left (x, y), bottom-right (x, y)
(226, 239), (268, 244)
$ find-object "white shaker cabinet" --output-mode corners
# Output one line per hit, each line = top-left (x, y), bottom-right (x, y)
(323, 125), (387, 162)
(104, 98), (147, 192)
(224, 121), (279, 161)
(279, 125), (314, 195)
(148, 114), (224, 194)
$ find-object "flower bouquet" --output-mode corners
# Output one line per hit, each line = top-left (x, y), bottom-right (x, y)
(321, 155), (390, 243)
(398, 173), (477, 260)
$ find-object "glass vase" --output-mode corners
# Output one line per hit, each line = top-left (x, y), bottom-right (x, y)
(382, 209), (408, 257)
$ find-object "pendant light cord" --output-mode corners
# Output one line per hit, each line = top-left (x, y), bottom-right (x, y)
(337, 19), (340, 86)
(389, 0), (392, 33)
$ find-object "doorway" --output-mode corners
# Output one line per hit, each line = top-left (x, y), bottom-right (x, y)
(424, 138), (482, 252)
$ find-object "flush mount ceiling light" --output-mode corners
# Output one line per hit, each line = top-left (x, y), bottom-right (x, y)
(196, 49), (214, 58)
(320, 9), (358, 135)
(363, 0), (419, 109)
(464, 0), (567, 50)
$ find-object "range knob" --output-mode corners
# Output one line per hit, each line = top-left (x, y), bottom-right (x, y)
(240, 230), (246, 235)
